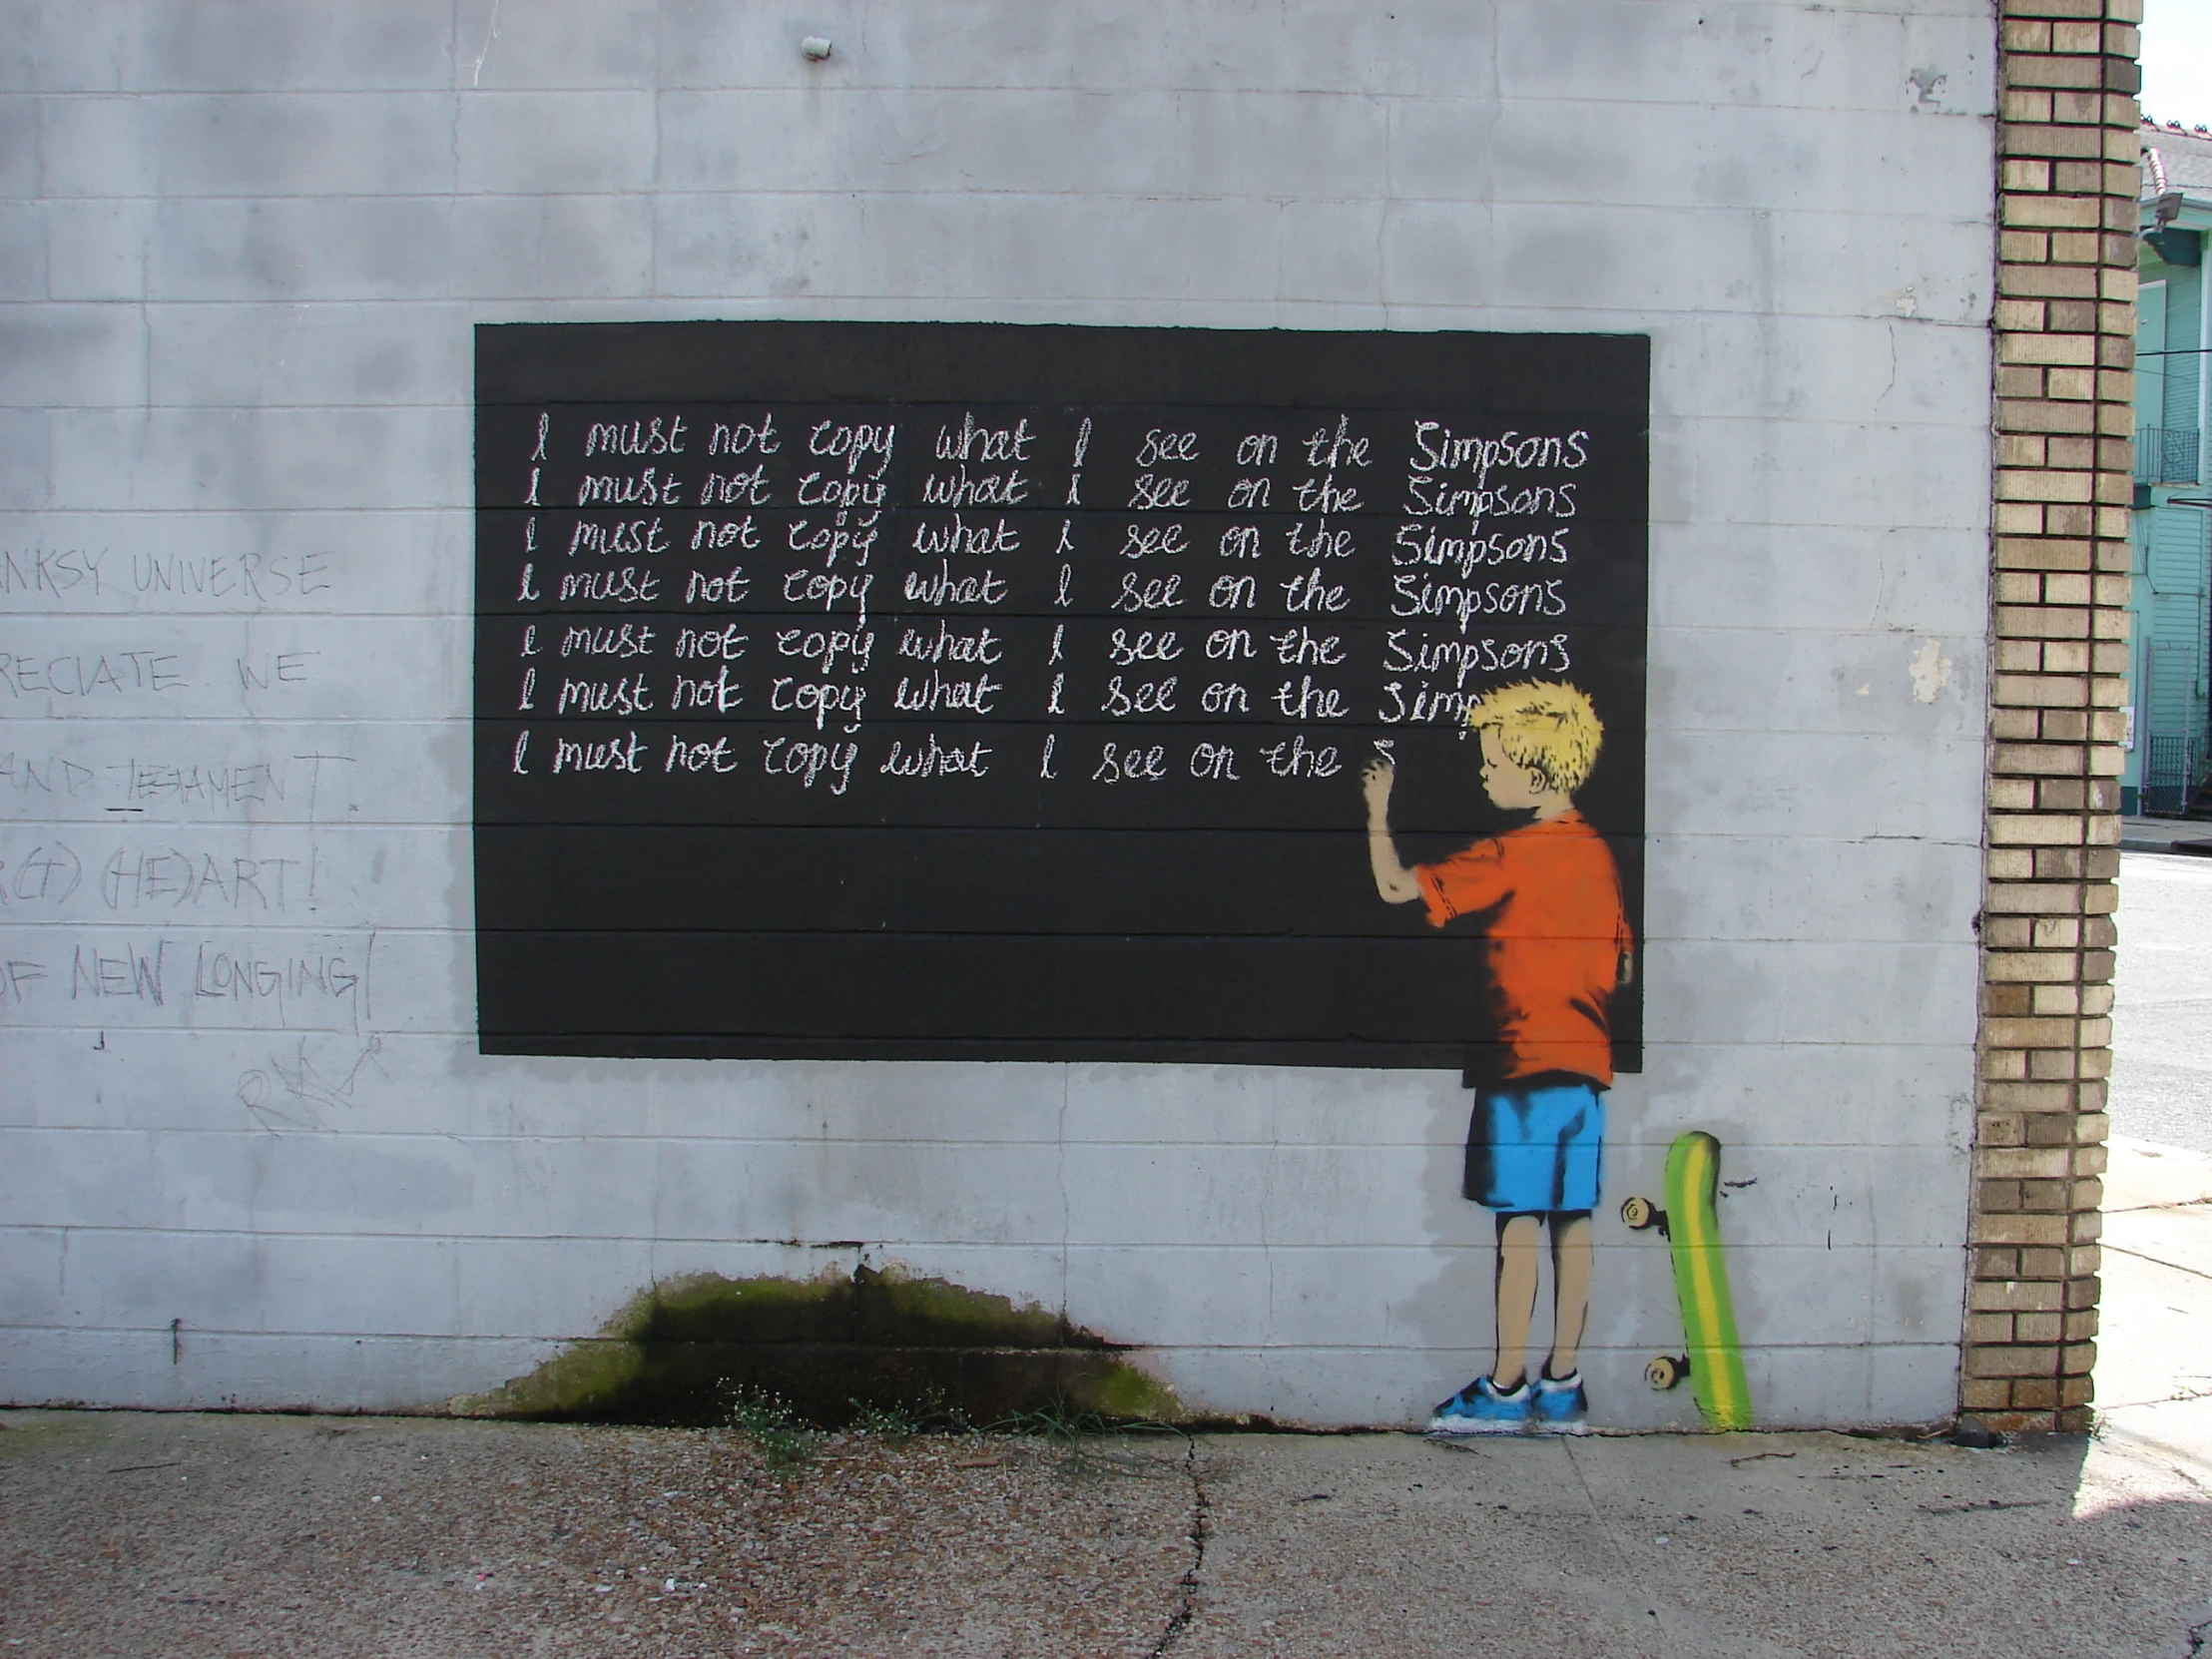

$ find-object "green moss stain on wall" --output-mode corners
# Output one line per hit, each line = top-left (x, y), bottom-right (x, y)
(450, 1265), (1182, 1427)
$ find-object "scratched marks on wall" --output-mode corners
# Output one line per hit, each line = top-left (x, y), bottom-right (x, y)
(0, 532), (391, 1041)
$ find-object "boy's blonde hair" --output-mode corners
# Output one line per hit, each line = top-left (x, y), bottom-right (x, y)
(1466, 680), (1604, 796)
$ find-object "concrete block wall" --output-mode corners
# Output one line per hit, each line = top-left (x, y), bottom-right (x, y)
(2, 1), (1998, 1427)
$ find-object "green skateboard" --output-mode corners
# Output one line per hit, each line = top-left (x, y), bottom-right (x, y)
(1619, 1131), (1754, 1430)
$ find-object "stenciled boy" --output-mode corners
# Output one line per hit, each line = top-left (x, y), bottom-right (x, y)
(1363, 679), (1632, 1434)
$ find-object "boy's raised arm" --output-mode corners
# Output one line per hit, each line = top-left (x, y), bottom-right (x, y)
(1364, 760), (1422, 904)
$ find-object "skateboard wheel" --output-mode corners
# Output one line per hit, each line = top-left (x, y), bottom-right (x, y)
(1645, 1354), (1689, 1391)
(1620, 1195), (1660, 1231)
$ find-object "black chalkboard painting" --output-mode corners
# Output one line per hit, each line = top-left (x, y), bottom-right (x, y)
(474, 321), (1647, 1070)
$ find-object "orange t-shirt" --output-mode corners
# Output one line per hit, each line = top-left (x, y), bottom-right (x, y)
(1414, 811), (1631, 1087)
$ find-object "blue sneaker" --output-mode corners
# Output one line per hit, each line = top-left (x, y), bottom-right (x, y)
(1532, 1371), (1589, 1434)
(1426, 1375), (1532, 1435)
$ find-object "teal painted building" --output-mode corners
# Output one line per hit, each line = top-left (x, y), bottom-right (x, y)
(2128, 122), (2212, 817)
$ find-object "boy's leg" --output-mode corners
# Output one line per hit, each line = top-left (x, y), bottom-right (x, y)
(1545, 1211), (1594, 1378)
(1491, 1212), (1544, 1389)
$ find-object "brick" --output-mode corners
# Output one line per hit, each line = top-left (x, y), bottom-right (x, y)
(1977, 1114), (2026, 1150)
(1969, 1276), (2064, 1310)
(2027, 1048), (2083, 1081)
(1988, 814), (2089, 847)
(2001, 123), (2103, 159)
(1984, 880), (2087, 913)
(1984, 950), (2081, 983)
(1994, 538), (2091, 572)
(2023, 1116), (2083, 1149)
(2050, 230), (2103, 264)
(1967, 1312), (2017, 1346)
(2011, 56), (2103, 91)
(1978, 1148), (2073, 1181)
(2003, 196), (2097, 231)
(1981, 1012), (2079, 1052)
(1997, 332), (2095, 366)
(1990, 677), (2088, 710)
(2009, 1378), (2060, 1410)
(2028, 916), (2081, 947)
(1996, 603), (2090, 636)
(2052, 91), (2104, 126)
(1998, 263), (2101, 298)
(1964, 1344), (2059, 1379)
(1990, 743), (2085, 777)
(1971, 1214), (2071, 1248)
(1960, 1379), (2012, 1411)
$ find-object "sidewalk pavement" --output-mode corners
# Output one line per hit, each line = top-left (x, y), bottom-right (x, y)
(2, 1138), (2206, 1659)
(2120, 816), (2212, 854)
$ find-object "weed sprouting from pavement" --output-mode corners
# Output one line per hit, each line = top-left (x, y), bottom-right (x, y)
(846, 1391), (974, 1443)
(985, 1397), (1190, 1482)
(722, 1384), (817, 1468)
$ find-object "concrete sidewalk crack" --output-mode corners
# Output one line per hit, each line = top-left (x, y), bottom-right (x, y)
(1148, 1438), (1212, 1657)
(2101, 1242), (2212, 1285)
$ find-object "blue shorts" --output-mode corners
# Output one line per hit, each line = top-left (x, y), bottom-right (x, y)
(1463, 1077), (1605, 1214)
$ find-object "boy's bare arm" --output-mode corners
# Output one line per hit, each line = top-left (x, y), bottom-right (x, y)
(1363, 760), (1422, 904)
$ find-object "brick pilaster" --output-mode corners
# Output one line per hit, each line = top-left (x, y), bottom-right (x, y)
(1966, 0), (2140, 1433)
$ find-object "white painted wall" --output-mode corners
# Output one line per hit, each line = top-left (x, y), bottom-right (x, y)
(0, 0), (1995, 1427)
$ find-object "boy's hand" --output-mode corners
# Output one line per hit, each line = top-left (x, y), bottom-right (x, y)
(1362, 758), (1394, 820)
